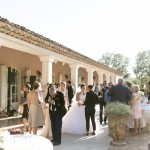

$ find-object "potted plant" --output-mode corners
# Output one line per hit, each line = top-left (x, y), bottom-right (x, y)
(105, 102), (132, 147)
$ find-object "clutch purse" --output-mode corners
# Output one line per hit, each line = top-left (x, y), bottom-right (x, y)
(18, 105), (24, 114)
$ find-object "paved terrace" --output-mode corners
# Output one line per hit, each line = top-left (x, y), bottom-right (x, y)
(1, 106), (150, 150)
(45, 125), (149, 150)
(37, 106), (150, 150)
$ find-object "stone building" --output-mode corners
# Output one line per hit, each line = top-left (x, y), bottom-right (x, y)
(0, 16), (123, 111)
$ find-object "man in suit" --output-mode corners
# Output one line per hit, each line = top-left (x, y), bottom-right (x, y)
(98, 81), (109, 125)
(67, 81), (74, 108)
(108, 78), (131, 104)
(84, 85), (100, 135)
(45, 84), (65, 146)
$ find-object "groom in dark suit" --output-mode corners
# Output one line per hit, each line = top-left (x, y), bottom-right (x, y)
(45, 84), (66, 146)
(84, 85), (100, 135)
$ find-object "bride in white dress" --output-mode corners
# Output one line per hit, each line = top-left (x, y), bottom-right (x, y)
(62, 83), (87, 134)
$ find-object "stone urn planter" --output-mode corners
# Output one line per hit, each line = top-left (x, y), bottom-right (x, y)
(105, 102), (131, 147)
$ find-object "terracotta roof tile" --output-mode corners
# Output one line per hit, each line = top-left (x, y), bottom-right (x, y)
(0, 16), (123, 75)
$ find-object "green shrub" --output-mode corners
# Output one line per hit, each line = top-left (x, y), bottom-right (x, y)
(105, 102), (132, 116)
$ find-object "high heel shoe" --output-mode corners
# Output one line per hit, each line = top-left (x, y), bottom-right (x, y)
(91, 132), (96, 135)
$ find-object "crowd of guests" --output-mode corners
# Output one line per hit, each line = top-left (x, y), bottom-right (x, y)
(94, 78), (149, 136)
(19, 77), (149, 146)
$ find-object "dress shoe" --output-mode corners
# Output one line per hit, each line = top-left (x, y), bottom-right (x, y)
(86, 132), (89, 136)
(53, 142), (61, 146)
(91, 132), (96, 135)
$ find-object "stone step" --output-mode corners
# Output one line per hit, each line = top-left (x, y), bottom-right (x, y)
(0, 115), (22, 130)
(0, 124), (23, 131)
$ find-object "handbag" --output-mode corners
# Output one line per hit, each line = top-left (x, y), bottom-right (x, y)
(18, 105), (24, 114)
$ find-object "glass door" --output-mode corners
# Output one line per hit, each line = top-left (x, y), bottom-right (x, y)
(9, 68), (21, 111)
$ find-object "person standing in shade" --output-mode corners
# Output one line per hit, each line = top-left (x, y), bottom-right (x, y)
(20, 83), (31, 131)
(98, 81), (108, 124)
(104, 82), (113, 104)
(104, 82), (113, 124)
(84, 85), (100, 135)
(67, 81), (74, 108)
(45, 84), (65, 146)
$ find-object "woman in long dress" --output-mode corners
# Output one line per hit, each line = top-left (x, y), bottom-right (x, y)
(62, 83), (87, 134)
(41, 82), (52, 138)
(20, 83), (30, 131)
(21, 81), (44, 134)
(130, 85), (142, 135)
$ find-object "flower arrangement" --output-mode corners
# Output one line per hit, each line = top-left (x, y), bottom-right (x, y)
(105, 102), (132, 116)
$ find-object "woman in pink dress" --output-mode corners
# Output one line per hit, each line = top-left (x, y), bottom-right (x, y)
(130, 85), (142, 135)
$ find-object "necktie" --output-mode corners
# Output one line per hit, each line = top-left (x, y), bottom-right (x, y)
(52, 97), (55, 111)
(52, 104), (55, 111)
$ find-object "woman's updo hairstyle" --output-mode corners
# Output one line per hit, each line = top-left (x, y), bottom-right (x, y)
(80, 83), (85, 89)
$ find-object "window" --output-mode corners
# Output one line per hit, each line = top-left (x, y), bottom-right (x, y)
(9, 68), (20, 103)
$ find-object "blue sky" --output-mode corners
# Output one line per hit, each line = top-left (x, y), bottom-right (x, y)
(0, 0), (150, 75)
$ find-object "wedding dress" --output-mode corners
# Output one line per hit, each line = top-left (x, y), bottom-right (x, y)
(41, 103), (52, 138)
(62, 92), (86, 134)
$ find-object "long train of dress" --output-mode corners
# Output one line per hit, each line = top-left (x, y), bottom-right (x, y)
(62, 101), (86, 134)
(62, 93), (100, 135)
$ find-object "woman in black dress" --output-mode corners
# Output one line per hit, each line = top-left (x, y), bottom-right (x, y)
(21, 83), (30, 131)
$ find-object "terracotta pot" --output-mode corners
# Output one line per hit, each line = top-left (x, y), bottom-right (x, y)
(108, 115), (129, 147)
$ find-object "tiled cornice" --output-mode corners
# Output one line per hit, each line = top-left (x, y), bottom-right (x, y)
(0, 16), (123, 75)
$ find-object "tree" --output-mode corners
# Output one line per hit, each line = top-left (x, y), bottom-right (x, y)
(133, 50), (150, 85)
(98, 52), (130, 78)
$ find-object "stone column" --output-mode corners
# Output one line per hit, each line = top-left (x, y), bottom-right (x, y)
(113, 74), (116, 84)
(105, 73), (110, 83)
(86, 68), (94, 85)
(97, 71), (103, 84)
(69, 64), (79, 92)
(0, 65), (8, 110)
(40, 56), (54, 86)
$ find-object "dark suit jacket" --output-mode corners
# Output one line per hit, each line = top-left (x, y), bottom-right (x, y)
(67, 85), (74, 101)
(84, 91), (99, 111)
(108, 84), (131, 104)
(45, 91), (65, 114)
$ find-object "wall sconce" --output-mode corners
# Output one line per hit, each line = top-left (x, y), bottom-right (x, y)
(37, 70), (42, 77)
(65, 74), (68, 79)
